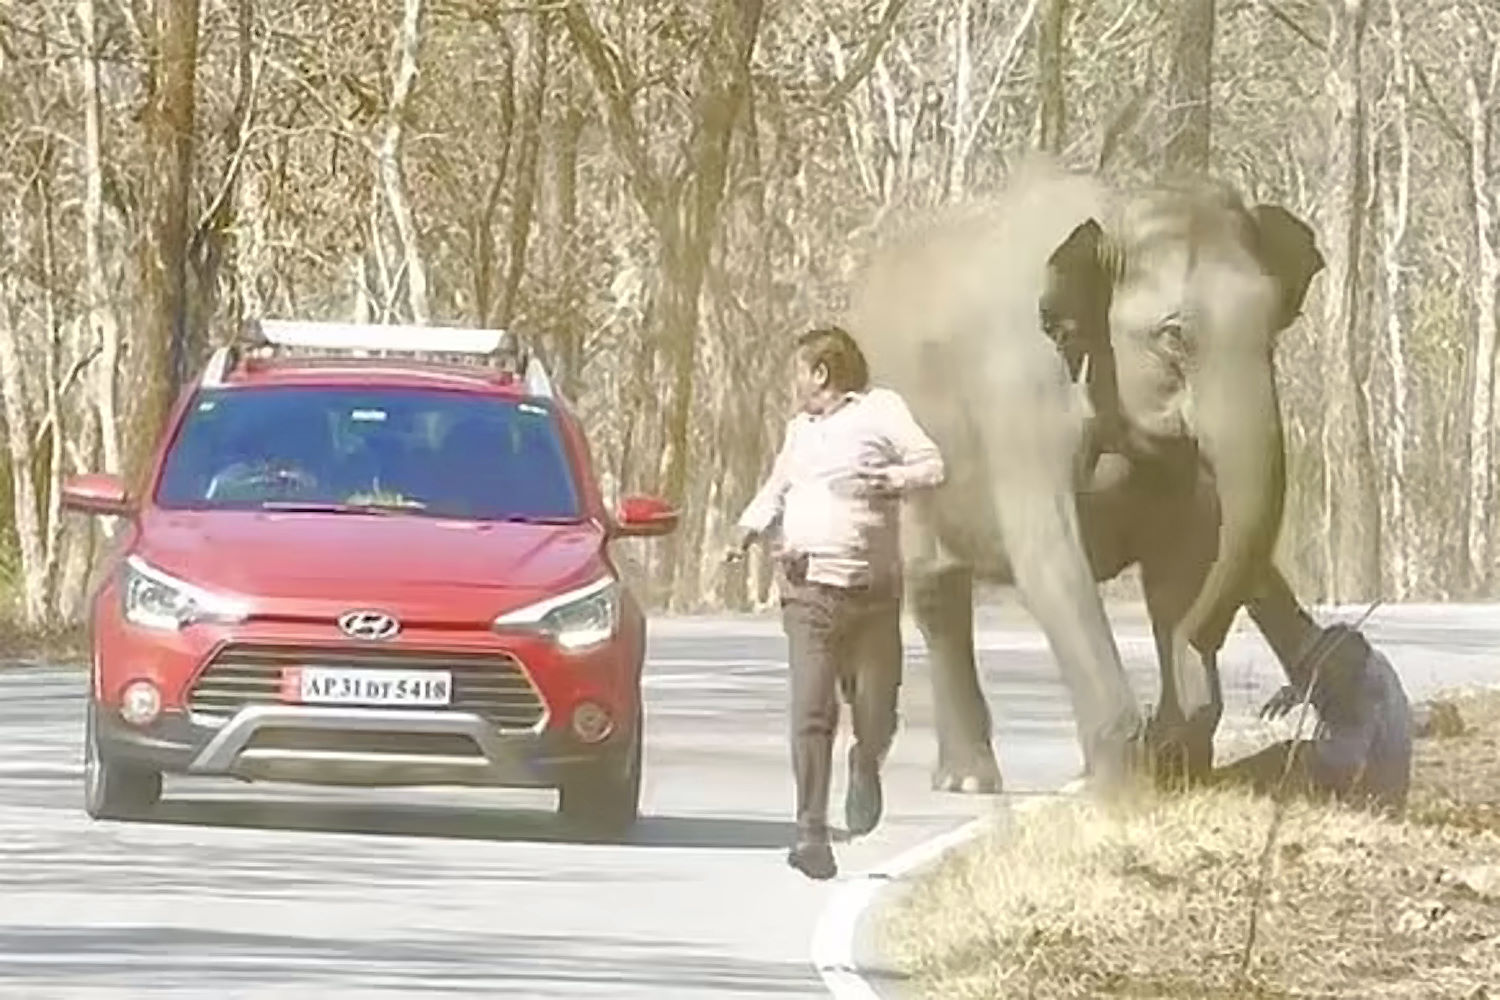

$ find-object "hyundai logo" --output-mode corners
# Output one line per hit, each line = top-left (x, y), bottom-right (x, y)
(338, 610), (401, 641)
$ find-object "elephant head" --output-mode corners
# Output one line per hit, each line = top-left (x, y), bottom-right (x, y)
(1045, 184), (1326, 650)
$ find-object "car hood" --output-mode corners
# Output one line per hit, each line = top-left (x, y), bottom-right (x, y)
(133, 509), (609, 616)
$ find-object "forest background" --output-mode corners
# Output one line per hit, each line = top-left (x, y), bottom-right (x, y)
(1, 0), (1496, 628)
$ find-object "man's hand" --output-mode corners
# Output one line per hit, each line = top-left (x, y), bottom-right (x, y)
(840, 463), (902, 499)
(722, 527), (755, 564)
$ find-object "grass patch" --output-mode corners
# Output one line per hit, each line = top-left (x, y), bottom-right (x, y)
(883, 690), (1500, 999)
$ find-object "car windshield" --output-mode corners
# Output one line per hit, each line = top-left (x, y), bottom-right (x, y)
(154, 385), (582, 522)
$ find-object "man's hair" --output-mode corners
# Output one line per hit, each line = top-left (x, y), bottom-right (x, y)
(795, 325), (870, 393)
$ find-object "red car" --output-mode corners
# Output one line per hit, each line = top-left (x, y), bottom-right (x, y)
(62, 320), (678, 835)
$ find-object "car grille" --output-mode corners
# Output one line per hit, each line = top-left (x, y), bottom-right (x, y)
(187, 645), (547, 731)
(243, 728), (482, 758)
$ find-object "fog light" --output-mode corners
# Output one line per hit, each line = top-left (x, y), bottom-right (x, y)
(570, 701), (614, 744)
(119, 680), (162, 727)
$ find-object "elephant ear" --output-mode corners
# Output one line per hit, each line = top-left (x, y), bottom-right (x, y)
(1040, 219), (1109, 365)
(1045, 218), (1105, 284)
(1251, 204), (1325, 332)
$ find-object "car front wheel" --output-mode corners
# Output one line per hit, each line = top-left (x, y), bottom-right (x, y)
(84, 700), (162, 820)
(558, 705), (642, 838)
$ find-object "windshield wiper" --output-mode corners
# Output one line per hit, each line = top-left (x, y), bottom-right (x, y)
(257, 501), (404, 516)
(498, 514), (582, 525)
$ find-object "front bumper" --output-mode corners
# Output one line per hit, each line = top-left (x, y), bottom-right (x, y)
(94, 706), (626, 788)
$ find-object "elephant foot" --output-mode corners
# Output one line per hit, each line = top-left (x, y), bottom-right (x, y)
(1142, 713), (1215, 791)
(931, 752), (1004, 795)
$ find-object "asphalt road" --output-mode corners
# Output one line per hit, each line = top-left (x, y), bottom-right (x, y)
(2, 601), (1498, 1000)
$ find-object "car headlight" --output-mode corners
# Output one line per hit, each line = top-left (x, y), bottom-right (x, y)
(121, 556), (249, 631)
(492, 576), (619, 651)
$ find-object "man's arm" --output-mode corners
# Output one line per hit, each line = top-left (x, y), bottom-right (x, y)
(730, 420), (798, 551)
(871, 389), (945, 492)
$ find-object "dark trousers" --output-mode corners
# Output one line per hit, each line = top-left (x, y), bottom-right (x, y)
(780, 579), (903, 842)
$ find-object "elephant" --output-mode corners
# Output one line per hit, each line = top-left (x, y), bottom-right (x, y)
(845, 156), (1329, 791)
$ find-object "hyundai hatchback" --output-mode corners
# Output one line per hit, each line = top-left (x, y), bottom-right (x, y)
(62, 319), (678, 835)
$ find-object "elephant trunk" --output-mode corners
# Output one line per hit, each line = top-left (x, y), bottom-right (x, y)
(1178, 350), (1286, 654)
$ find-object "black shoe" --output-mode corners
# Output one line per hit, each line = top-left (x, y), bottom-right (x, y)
(846, 747), (883, 838)
(787, 840), (837, 880)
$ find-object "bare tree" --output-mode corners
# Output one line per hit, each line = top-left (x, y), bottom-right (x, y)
(544, 101), (586, 396)
(566, 0), (766, 606)
(496, 9), (552, 329)
(77, 0), (119, 477)
(128, 0), (202, 482)
(1161, 0), (1214, 173)
(378, 0), (431, 323)
(1034, 0), (1068, 152)
(1461, 7), (1498, 593)
(1318, 0), (1381, 602)
(1376, 0), (1414, 599)
(0, 265), (48, 625)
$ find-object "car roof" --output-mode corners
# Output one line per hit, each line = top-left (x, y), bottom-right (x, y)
(214, 355), (541, 398)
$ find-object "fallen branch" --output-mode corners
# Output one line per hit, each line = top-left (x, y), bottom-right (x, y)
(1238, 597), (1385, 979)
(28, 342), (104, 454)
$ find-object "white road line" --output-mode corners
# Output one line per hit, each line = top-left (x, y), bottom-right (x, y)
(647, 658), (788, 668)
(811, 779), (1087, 999)
(641, 674), (783, 690)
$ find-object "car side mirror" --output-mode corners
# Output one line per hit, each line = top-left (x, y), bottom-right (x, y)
(61, 473), (133, 518)
(613, 494), (678, 538)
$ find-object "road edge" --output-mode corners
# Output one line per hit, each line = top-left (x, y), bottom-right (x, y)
(811, 778), (1088, 999)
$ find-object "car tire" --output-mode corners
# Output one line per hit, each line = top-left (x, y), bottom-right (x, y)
(558, 699), (642, 838)
(84, 700), (162, 820)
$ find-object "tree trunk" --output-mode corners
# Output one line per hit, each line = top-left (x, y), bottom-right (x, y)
(37, 171), (64, 612)
(944, 0), (971, 202)
(472, 29), (515, 326)
(129, 0), (201, 487)
(1378, 0), (1413, 599)
(497, 10), (552, 329)
(187, 0), (257, 356)
(1462, 25), (1498, 594)
(78, 0), (121, 478)
(378, 0), (430, 324)
(1317, 0), (1381, 602)
(550, 104), (585, 398)
(0, 270), (47, 626)
(55, 391), (99, 621)
(234, 133), (268, 323)
(1034, 0), (1068, 153)
(1161, 0), (1214, 174)
(655, 1), (765, 609)
(563, 0), (762, 607)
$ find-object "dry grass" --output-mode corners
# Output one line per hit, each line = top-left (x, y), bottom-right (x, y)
(883, 690), (1500, 999)
(0, 616), (85, 663)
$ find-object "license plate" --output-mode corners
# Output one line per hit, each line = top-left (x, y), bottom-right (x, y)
(280, 667), (453, 707)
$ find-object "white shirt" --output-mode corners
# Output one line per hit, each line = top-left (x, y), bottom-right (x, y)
(737, 387), (945, 590)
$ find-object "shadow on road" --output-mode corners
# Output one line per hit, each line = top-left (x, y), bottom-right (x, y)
(123, 796), (836, 849)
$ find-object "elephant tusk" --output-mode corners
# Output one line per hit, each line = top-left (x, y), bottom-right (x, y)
(1074, 352), (1092, 386)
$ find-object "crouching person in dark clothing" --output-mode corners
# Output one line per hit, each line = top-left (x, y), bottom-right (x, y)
(725, 325), (946, 880)
(1222, 573), (1413, 814)
(1256, 623), (1413, 813)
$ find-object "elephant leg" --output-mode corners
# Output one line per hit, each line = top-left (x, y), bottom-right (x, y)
(904, 499), (1002, 794)
(997, 481), (1145, 789)
(1140, 481), (1227, 787)
(1242, 564), (1321, 685)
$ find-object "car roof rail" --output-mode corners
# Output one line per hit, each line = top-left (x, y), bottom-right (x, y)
(198, 318), (557, 398)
